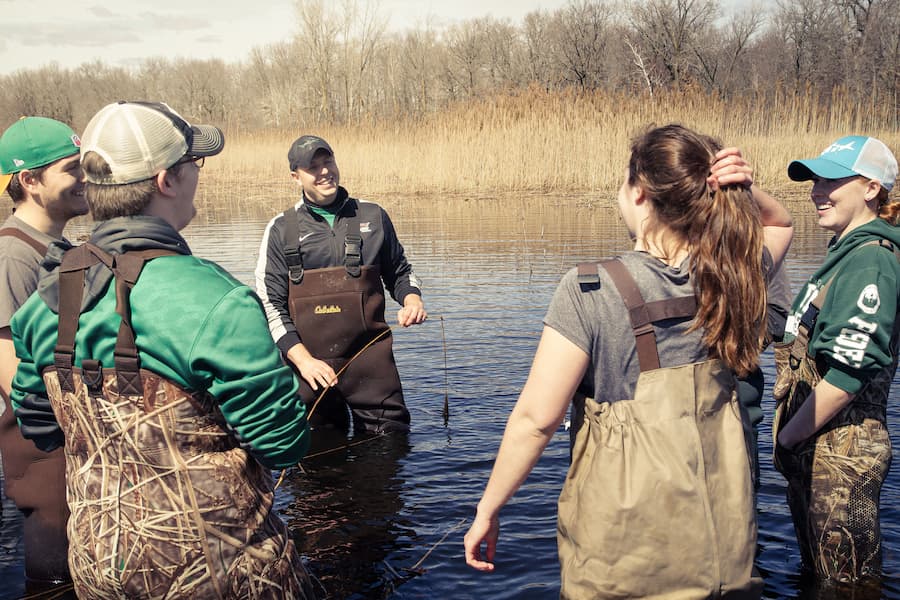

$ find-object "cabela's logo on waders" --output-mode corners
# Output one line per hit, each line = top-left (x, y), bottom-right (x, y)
(857, 284), (880, 315)
(315, 304), (342, 314)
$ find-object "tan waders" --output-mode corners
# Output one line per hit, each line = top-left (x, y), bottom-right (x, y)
(0, 228), (71, 589)
(772, 240), (897, 582)
(283, 209), (409, 433)
(557, 259), (762, 599)
(43, 244), (315, 599)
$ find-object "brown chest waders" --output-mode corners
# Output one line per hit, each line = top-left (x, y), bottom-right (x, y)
(43, 243), (315, 600)
(772, 240), (898, 582)
(283, 208), (409, 434)
(0, 228), (70, 588)
(558, 259), (762, 599)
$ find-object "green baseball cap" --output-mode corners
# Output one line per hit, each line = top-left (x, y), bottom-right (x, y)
(0, 116), (82, 192)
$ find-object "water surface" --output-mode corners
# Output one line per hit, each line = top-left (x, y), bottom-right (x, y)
(1, 194), (898, 599)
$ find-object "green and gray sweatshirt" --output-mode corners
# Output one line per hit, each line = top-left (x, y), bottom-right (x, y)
(784, 217), (900, 394)
(10, 216), (310, 469)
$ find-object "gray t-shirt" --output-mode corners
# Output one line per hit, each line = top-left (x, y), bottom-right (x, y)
(0, 214), (60, 328)
(544, 251), (707, 403)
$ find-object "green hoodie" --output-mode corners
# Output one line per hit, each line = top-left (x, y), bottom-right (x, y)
(10, 218), (310, 469)
(784, 217), (900, 394)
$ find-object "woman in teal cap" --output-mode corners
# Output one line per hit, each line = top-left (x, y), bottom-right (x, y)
(774, 135), (900, 582)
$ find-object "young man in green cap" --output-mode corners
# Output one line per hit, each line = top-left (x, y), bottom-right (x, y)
(0, 116), (87, 592)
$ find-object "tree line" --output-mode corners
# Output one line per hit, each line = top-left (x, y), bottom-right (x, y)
(1, 0), (898, 133)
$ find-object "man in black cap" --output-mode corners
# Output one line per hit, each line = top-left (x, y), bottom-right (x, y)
(255, 135), (426, 434)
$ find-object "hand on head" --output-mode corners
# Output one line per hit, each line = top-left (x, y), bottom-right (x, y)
(708, 147), (754, 190)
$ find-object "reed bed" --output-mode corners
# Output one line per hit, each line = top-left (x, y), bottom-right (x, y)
(198, 86), (899, 215)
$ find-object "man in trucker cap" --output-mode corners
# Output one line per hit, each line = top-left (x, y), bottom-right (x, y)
(8, 101), (315, 598)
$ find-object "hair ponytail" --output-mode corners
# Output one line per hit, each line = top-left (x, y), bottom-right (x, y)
(628, 125), (766, 376)
(688, 184), (766, 376)
(877, 189), (900, 225)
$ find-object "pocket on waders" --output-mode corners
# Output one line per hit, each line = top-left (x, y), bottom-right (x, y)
(288, 266), (387, 359)
(291, 289), (370, 359)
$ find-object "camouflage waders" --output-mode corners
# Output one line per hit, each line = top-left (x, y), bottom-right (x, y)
(0, 228), (70, 588)
(283, 209), (408, 433)
(557, 259), (762, 599)
(772, 240), (897, 582)
(43, 244), (315, 599)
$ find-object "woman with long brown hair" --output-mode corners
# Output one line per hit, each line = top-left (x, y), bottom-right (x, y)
(464, 123), (792, 598)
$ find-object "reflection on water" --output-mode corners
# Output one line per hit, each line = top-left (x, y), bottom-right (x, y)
(279, 431), (415, 599)
(1, 194), (898, 599)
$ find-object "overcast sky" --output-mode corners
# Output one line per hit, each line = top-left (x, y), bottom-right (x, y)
(0, 0), (579, 75)
(1, 0), (766, 76)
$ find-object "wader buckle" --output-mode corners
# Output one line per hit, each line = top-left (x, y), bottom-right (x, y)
(285, 247), (304, 284)
(81, 359), (103, 393)
(288, 263), (304, 284)
(344, 234), (362, 278)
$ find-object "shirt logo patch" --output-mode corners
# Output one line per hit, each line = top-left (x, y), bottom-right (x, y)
(857, 284), (880, 315)
(359, 222), (371, 233)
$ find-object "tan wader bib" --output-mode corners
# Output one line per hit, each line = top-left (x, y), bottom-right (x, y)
(557, 259), (762, 599)
(772, 240), (897, 581)
(43, 244), (315, 599)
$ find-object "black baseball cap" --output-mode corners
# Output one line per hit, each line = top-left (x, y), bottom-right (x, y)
(288, 135), (333, 171)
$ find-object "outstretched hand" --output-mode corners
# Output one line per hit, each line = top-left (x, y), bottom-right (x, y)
(708, 147), (753, 189)
(464, 513), (500, 572)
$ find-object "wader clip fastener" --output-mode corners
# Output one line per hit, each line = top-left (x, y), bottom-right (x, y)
(81, 359), (103, 393)
(576, 262), (601, 286)
(288, 263), (304, 285)
(285, 246), (304, 284)
(344, 234), (362, 278)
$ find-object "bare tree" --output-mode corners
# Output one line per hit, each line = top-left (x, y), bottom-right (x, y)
(774, 0), (843, 89)
(522, 10), (558, 88)
(335, 0), (387, 123)
(443, 19), (490, 97)
(691, 5), (765, 92)
(294, 0), (340, 121)
(553, 0), (615, 90)
(628, 0), (719, 88)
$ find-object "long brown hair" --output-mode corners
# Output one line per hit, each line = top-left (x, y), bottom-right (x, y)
(877, 188), (900, 225)
(628, 124), (766, 376)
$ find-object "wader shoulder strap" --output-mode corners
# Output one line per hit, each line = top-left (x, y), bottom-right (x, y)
(0, 227), (48, 256)
(583, 259), (697, 372)
(54, 244), (178, 395)
(281, 208), (304, 284)
(789, 238), (900, 369)
(343, 213), (361, 278)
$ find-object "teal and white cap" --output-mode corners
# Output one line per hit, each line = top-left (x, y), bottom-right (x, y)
(788, 135), (897, 192)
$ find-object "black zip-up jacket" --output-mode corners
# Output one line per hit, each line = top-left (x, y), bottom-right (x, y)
(255, 187), (423, 354)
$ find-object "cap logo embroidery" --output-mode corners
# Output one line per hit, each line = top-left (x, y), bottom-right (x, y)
(12, 158), (24, 167)
(857, 284), (880, 315)
(823, 141), (855, 154)
(71, 134), (81, 147)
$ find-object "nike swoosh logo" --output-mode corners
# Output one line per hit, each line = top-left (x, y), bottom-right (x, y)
(298, 233), (315, 242)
